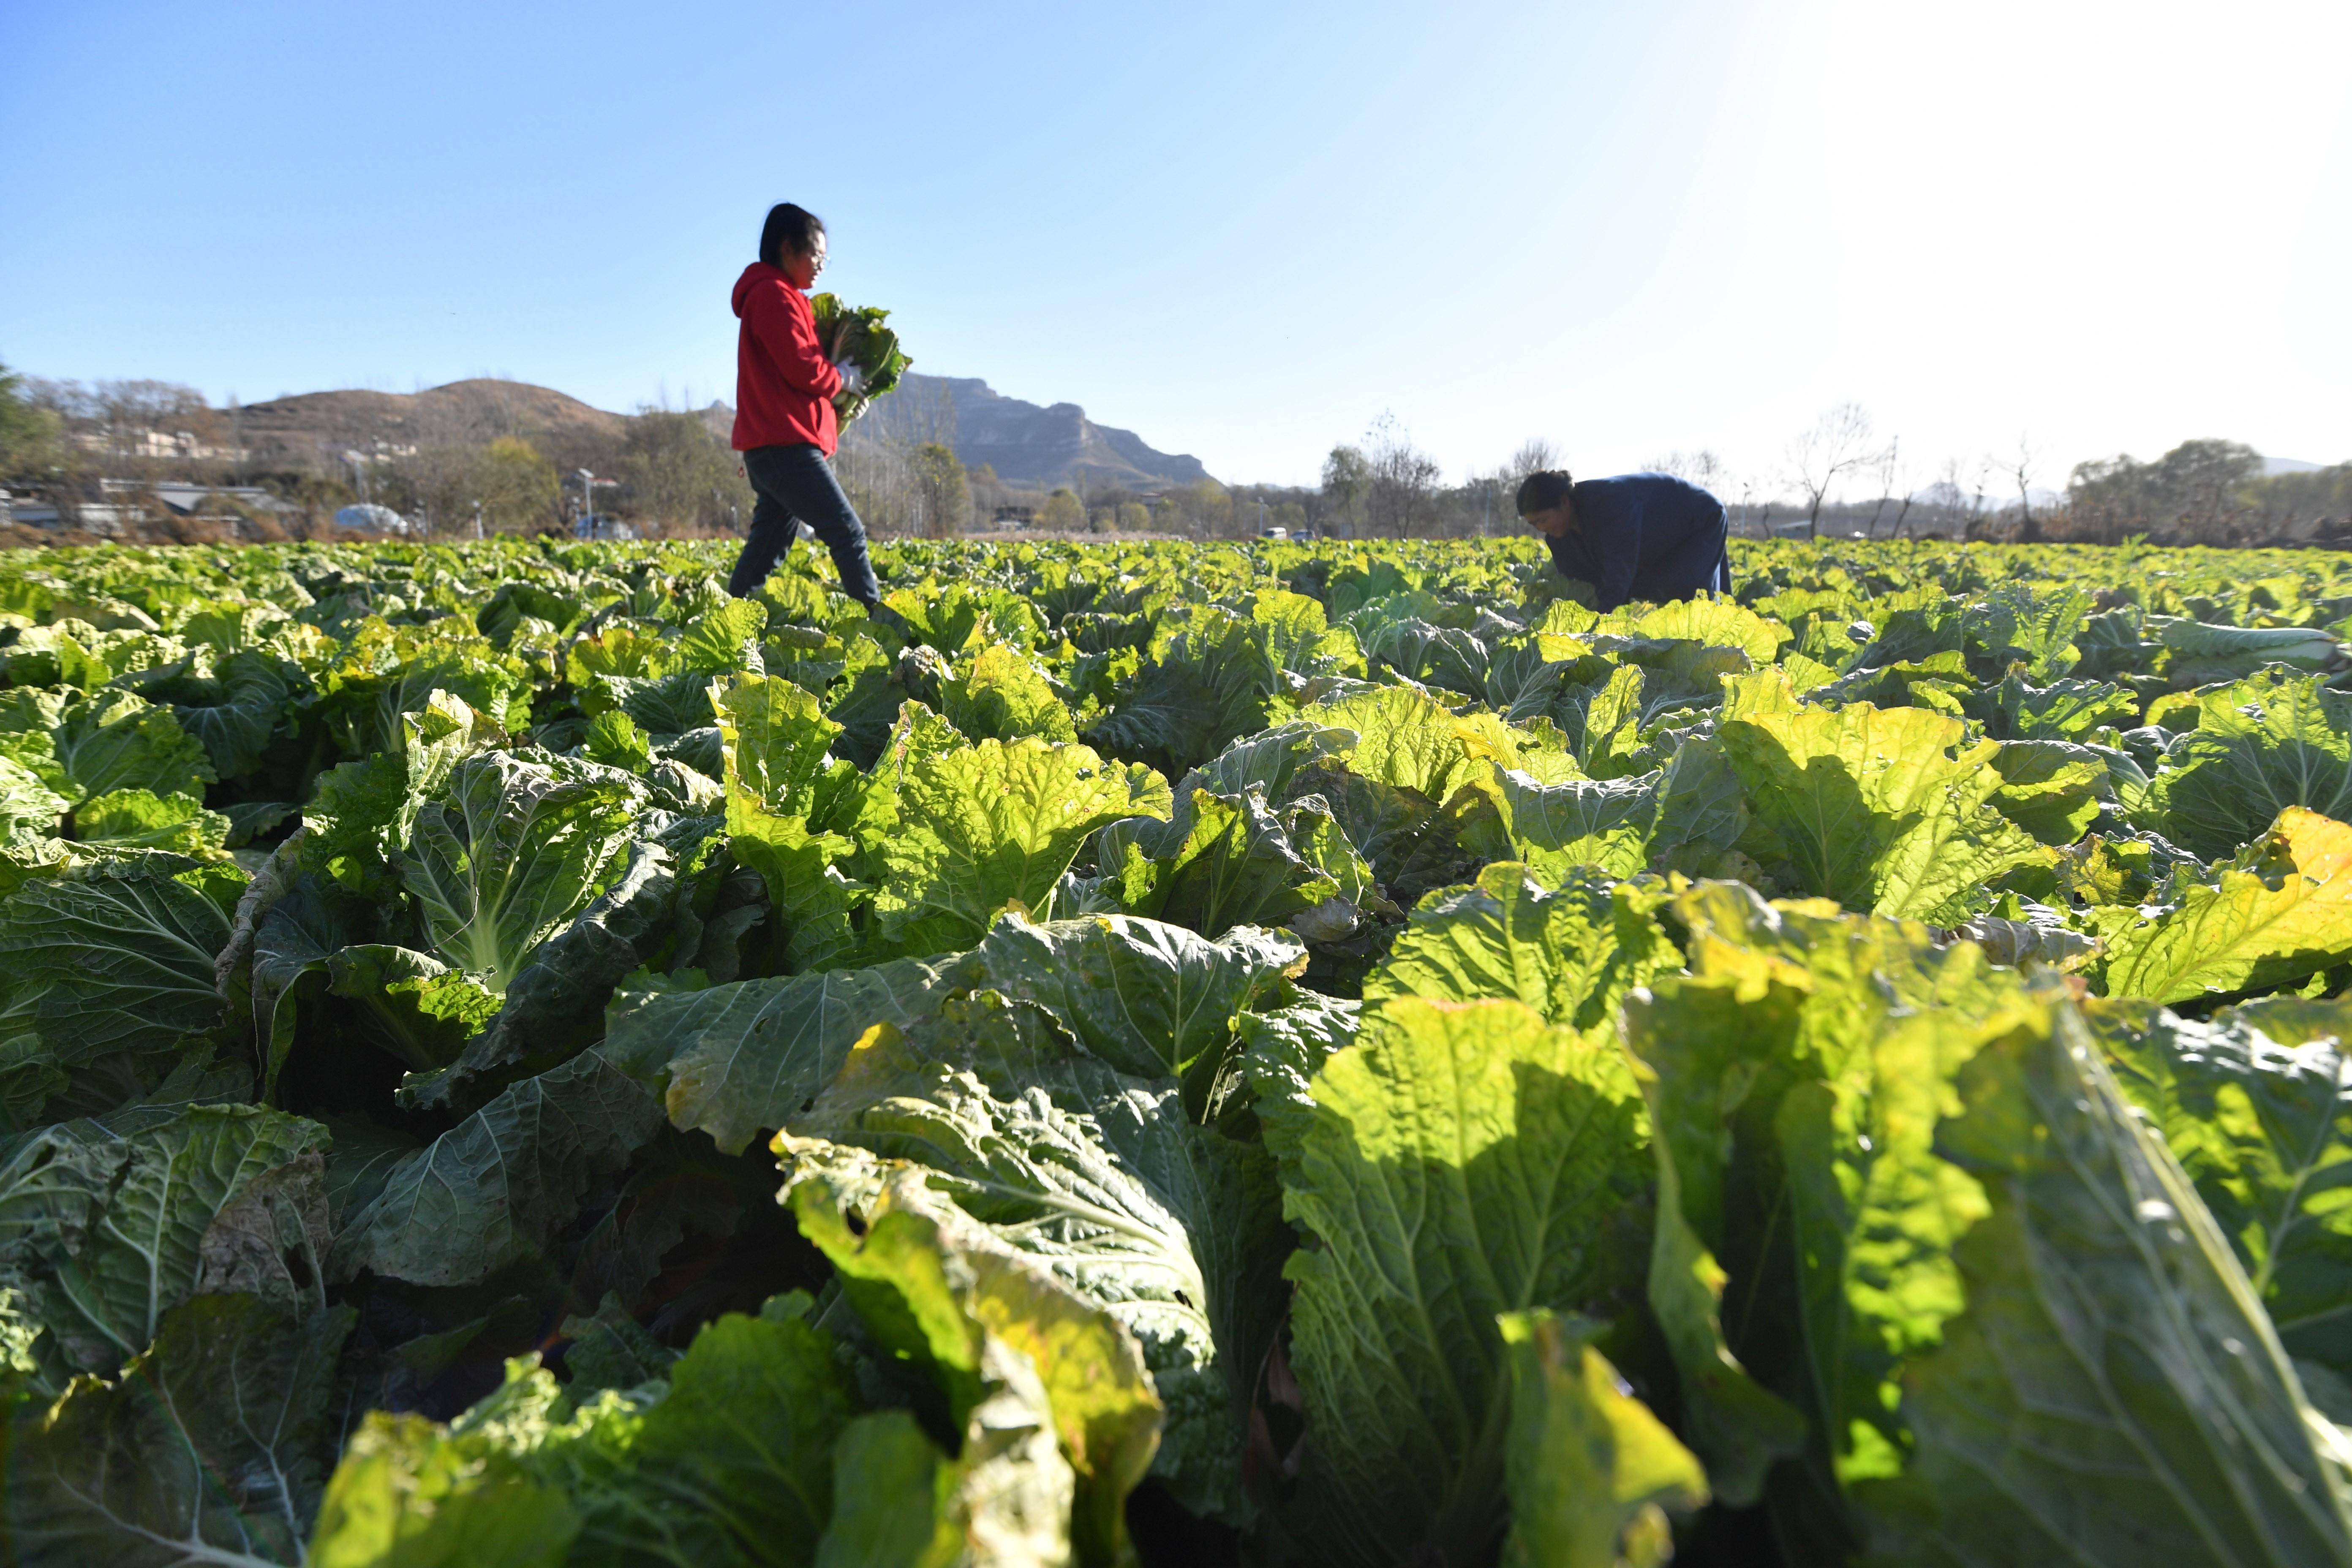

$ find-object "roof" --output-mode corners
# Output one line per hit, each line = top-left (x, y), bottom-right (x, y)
(145, 484), (302, 516)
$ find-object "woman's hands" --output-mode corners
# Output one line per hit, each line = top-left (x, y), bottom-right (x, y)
(831, 359), (869, 425)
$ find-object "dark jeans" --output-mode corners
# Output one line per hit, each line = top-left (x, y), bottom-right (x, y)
(728, 443), (880, 606)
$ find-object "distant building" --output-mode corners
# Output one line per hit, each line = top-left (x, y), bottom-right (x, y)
(573, 514), (637, 542)
(73, 428), (248, 463)
(335, 503), (410, 536)
(0, 489), (61, 528)
(105, 479), (301, 520)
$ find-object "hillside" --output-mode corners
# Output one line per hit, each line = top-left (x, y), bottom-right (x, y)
(233, 379), (627, 473)
(245, 373), (1210, 493)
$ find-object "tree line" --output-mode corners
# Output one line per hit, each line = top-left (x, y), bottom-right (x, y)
(0, 362), (764, 542)
(1290, 404), (2351, 550)
(3, 359), (2341, 550)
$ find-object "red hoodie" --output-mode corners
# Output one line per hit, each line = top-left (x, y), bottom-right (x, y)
(731, 262), (842, 455)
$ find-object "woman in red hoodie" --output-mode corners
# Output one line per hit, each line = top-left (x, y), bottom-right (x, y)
(726, 203), (885, 610)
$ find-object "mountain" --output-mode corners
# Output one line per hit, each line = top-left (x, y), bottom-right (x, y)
(2262, 456), (2326, 476)
(841, 372), (1211, 490)
(245, 374), (1211, 493)
(232, 380), (627, 473)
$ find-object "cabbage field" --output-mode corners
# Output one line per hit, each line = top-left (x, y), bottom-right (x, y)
(3, 530), (2352, 1566)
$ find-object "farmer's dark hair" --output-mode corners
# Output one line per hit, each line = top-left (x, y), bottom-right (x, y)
(760, 204), (825, 268)
(1515, 469), (1574, 515)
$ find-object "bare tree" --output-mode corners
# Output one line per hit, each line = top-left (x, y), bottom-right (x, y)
(1481, 439), (1565, 534)
(1786, 403), (1881, 539)
(1993, 432), (2043, 542)
(1961, 457), (1998, 542)
(1861, 436), (1916, 539)
(836, 438), (924, 537)
(1504, 438), (1561, 487)
(1363, 414), (1442, 536)
(1911, 458), (1979, 539)
(1886, 444), (1922, 539)
(1643, 449), (1729, 495)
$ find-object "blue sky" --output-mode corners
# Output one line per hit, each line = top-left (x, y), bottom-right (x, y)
(2, 0), (2345, 493)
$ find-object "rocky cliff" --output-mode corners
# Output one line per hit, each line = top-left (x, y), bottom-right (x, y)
(844, 373), (1210, 489)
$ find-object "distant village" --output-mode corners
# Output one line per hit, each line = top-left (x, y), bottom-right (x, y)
(0, 370), (1260, 547)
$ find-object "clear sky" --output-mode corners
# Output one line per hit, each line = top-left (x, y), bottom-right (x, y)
(2, 0), (2344, 494)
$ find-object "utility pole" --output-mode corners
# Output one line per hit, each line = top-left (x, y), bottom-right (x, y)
(472, 500), (483, 541)
(576, 470), (595, 538)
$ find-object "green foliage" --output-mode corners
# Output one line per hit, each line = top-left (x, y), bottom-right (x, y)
(811, 293), (912, 426)
(50, 689), (216, 803)
(2144, 668), (2352, 856)
(1499, 1310), (1707, 1568)
(0, 532), (2337, 1565)
(785, 991), (1283, 1525)
(0, 854), (240, 1065)
(1278, 996), (1654, 1566)
(0, 360), (68, 480)
(312, 1408), (577, 1568)
(329, 1046), (663, 1288)
(1862, 1004), (2350, 1565)
(395, 752), (640, 991)
(2090, 995), (2352, 1382)
(784, 1143), (1161, 1566)
(11, 1104), (329, 1371)
(606, 955), (963, 1155)
(8, 1294), (352, 1564)
(867, 735), (1168, 955)
(475, 436), (561, 532)
(617, 411), (748, 534)
(1364, 861), (1677, 1038)
(1718, 700), (2046, 922)
(71, 786), (228, 853)
(2102, 807), (2352, 1003)
(1625, 886), (2352, 1561)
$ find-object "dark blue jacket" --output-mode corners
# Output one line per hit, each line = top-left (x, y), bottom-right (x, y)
(1545, 474), (1731, 612)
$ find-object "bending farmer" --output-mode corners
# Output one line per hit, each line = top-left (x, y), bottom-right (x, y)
(1515, 468), (1731, 612)
(727, 202), (884, 610)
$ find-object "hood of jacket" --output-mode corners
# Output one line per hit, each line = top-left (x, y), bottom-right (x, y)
(732, 261), (793, 318)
